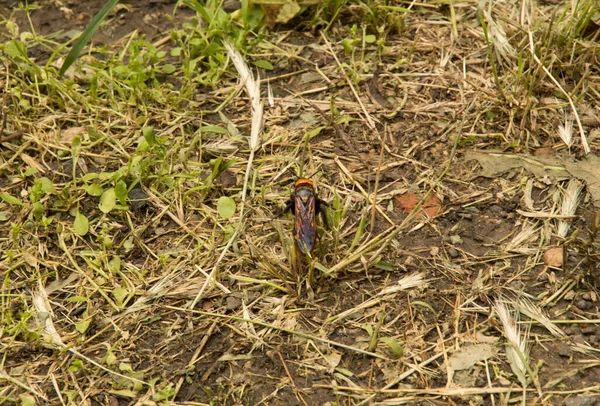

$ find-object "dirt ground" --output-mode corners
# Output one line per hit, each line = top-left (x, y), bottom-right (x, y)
(2, 0), (600, 405)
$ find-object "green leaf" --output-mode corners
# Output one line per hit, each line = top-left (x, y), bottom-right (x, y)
(98, 171), (114, 181)
(19, 394), (36, 406)
(374, 262), (394, 271)
(105, 349), (117, 365)
(68, 359), (84, 373)
(59, 0), (120, 77)
(109, 389), (136, 398)
(74, 211), (89, 236)
(379, 337), (404, 358)
(217, 196), (236, 219)
(83, 183), (104, 196)
(109, 255), (121, 273)
(24, 167), (38, 177)
(115, 181), (127, 205)
(113, 286), (128, 306)
(365, 34), (377, 43)
(66, 296), (90, 302)
(252, 60), (274, 70)
(37, 177), (56, 194)
(200, 125), (229, 135)
(305, 126), (325, 139)
(76, 318), (90, 333)
(32, 202), (44, 220)
(313, 261), (330, 274)
(0, 193), (23, 206)
(161, 64), (176, 74)
(342, 38), (356, 53)
(71, 136), (81, 157)
(81, 172), (99, 182)
(142, 126), (155, 146)
(99, 188), (116, 213)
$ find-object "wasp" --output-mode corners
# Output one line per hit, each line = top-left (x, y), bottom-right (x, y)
(284, 178), (328, 255)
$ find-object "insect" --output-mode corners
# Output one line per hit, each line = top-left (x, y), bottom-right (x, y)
(285, 178), (328, 255)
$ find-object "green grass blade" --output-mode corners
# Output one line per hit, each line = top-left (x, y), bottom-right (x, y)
(58, 0), (120, 77)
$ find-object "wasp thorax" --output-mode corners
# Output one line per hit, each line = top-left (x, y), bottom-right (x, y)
(296, 188), (313, 202)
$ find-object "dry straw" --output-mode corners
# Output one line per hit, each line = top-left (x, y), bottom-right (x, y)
(494, 300), (530, 389)
(222, 40), (263, 203)
(190, 41), (264, 308)
(557, 179), (583, 238)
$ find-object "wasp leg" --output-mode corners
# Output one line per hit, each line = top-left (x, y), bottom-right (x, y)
(285, 197), (295, 214)
(273, 198), (294, 220)
(316, 199), (329, 230)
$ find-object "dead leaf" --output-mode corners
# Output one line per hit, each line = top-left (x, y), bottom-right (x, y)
(534, 147), (554, 157)
(544, 247), (563, 267)
(60, 126), (86, 145)
(466, 151), (600, 207)
(323, 351), (342, 369)
(21, 154), (46, 173)
(476, 332), (500, 344)
(395, 192), (443, 219)
(448, 343), (495, 371)
(22, 251), (38, 267)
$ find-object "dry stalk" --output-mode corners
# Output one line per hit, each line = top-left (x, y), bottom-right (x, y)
(190, 41), (264, 308)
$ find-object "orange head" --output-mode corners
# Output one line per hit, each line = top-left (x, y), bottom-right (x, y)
(294, 178), (314, 189)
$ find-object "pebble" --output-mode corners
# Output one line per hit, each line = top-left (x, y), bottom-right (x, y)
(564, 326), (580, 335)
(582, 293), (592, 301)
(458, 212), (473, 220)
(346, 311), (362, 321)
(581, 326), (596, 335)
(576, 300), (593, 311)
(565, 395), (596, 406)
(448, 248), (459, 258)
(128, 188), (150, 212)
(557, 343), (572, 358)
(225, 295), (242, 311)
(489, 205), (506, 217)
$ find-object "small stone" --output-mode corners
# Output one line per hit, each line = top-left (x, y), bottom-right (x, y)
(564, 326), (580, 336)
(565, 395), (596, 406)
(128, 188), (150, 212)
(582, 293), (592, 301)
(346, 311), (362, 321)
(448, 248), (459, 258)
(543, 247), (563, 267)
(458, 212), (473, 220)
(564, 291), (575, 301)
(576, 300), (593, 311)
(225, 296), (242, 311)
(489, 205), (504, 215)
(581, 326), (596, 335)
(557, 343), (572, 358)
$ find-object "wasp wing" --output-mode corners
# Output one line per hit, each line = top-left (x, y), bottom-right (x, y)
(294, 194), (317, 254)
